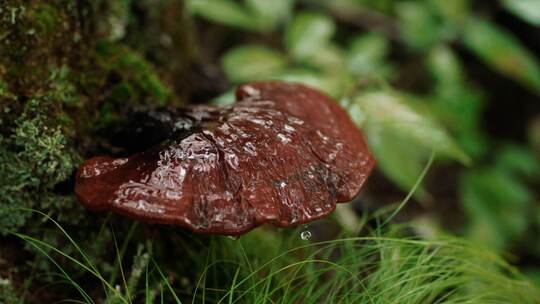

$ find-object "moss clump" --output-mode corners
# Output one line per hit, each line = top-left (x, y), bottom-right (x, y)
(95, 41), (170, 105)
(48, 66), (81, 108)
(0, 277), (22, 304)
(0, 1), (79, 94)
(31, 3), (63, 36)
(0, 81), (7, 97)
(0, 98), (79, 232)
(122, 0), (194, 102)
(87, 42), (171, 131)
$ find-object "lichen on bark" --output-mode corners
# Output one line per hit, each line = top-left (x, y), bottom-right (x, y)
(0, 97), (80, 231)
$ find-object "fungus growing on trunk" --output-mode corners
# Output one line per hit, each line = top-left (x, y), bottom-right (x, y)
(75, 81), (375, 235)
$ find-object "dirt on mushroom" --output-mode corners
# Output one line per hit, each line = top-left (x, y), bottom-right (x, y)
(75, 81), (375, 235)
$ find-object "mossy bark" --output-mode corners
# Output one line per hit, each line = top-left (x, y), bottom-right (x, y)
(0, 1), (195, 301)
(0, 0), (195, 227)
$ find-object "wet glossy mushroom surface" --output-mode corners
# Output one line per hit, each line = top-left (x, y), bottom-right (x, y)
(75, 81), (375, 235)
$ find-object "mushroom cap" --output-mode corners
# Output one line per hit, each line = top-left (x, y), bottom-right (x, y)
(75, 81), (375, 235)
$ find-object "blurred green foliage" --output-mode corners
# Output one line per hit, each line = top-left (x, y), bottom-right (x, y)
(501, 0), (540, 26)
(186, 0), (293, 32)
(188, 0), (540, 262)
(463, 18), (540, 94)
(351, 91), (469, 199)
(222, 45), (287, 82)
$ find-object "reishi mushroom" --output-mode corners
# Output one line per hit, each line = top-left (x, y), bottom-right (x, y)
(75, 81), (375, 235)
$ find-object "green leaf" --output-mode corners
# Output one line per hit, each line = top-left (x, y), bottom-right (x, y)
(396, 2), (447, 50)
(354, 92), (470, 163)
(495, 145), (540, 179)
(285, 12), (335, 60)
(463, 18), (540, 95)
(186, 0), (254, 30)
(428, 0), (470, 27)
(427, 46), (488, 159)
(530, 117), (540, 153)
(303, 43), (346, 71)
(501, 0), (540, 26)
(364, 122), (430, 199)
(347, 33), (391, 77)
(351, 91), (469, 196)
(275, 68), (353, 99)
(460, 169), (532, 250)
(245, 0), (294, 31)
(211, 89), (235, 105)
(427, 45), (463, 86)
(221, 45), (287, 83)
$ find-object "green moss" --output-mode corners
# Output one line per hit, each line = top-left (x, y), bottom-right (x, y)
(109, 82), (134, 103)
(97, 41), (170, 106)
(48, 66), (81, 107)
(95, 101), (124, 131)
(13, 100), (76, 183)
(122, 0), (193, 103)
(0, 277), (22, 304)
(0, 1), (78, 94)
(86, 41), (171, 131)
(141, 74), (169, 105)
(0, 98), (79, 232)
(0, 81), (6, 97)
(31, 3), (62, 36)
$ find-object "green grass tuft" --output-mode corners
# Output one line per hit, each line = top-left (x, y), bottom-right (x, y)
(12, 211), (539, 303)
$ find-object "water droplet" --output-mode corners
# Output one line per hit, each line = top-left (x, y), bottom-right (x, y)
(300, 230), (312, 241)
(227, 235), (239, 240)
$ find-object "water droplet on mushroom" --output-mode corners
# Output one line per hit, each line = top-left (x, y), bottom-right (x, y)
(300, 230), (312, 241)
(300, 225), (311, 240)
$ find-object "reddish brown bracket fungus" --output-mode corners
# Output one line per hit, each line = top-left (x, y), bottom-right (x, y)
(75, 81), (375, 235)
